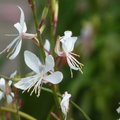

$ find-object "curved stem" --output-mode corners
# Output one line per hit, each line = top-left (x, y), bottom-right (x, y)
(46, 105), (55, 120)
(41, 87), (63, 119)
(0, 107), (37, 120)
(41, 87), (91, 120)
(70, 100), (91, 120)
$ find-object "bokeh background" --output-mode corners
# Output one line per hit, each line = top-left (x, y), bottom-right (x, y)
(0, 0), (120, 120)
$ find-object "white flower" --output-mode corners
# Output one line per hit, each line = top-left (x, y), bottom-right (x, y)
(60, 91), (71, 120)
(55, 31), (84, 77)
(117, 106), (120, 114)
(116, 106), (120, 120)
(44, 39), (50, 56)
(0, 78), (14, 103)
(0, 6), (36, 60)
(14, 51), (63, 97)
(10, 71), (17, 79)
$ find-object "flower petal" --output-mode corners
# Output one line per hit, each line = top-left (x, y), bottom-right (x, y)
(8, 81), (12, 86)
(14, 22), (22, 34)
(43, 55), (54, 74)
(44, 71), (63, 84)
(0, 91), (4, 100)
(64, 31), (72, 37)
(44, 39), (50, 56)
(9, 40), (22, 60)
(23, 22), (27, 33)
(0, 78), (5, 91)
(62, 92), (71, 101)
(0, 36), (19, 55)
(6, 93), (14, 103)
(60, 91), (71, 115)
(117, 107), (120, 113)
(67, 37), (77, 51)
(10, 71), (17, 79)
(14, 76), (35, 90)
(18, 6), (25, 30)
(24, 51), (42, 73)
(61, 31), (78, 52)
(14, 21), (27, 34)
(66, 57), (78, 70)
(61, 36), (77, 52)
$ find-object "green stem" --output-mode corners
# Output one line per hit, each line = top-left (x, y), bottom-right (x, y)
(0, 74), (19, 82)
(46, 105), (55, 120)
(70, 100), (91, 120)
(41, 87), (91, 120)
(0, 107), (37, 120)
(16, 100), (21, 120)
(51, 85), (64, 120)
(30, 0), (45, 60)
(50, 0), (55, 56)
(0, 107), (5, 120)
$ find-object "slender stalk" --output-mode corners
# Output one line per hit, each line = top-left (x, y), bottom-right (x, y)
(30, 0), (45, 60)
(49, 0), (63, 119)
(0, 74), (19, 82)
(51, 85), (64, 120)
(41, 87), (91, 120)
(15, 99), (21, 120)
(70, 100), (91, 120)
(50, 0), (55, 55)
(0, 107), (5, 120)
(0, 107), (37, 120)
(46, 105), (55, 120)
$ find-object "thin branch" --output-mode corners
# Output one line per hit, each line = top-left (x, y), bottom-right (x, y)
(0, 74), (19, 82)
(0, 107), (37, 120)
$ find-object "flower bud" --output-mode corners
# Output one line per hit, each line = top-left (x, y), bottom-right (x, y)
(54, 0), (58, 22)
(41, 6), (49, 21)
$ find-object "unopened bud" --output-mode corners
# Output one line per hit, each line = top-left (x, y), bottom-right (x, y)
(41, 6), (49, 20)
(28, 0), (32, 6)
(32, 37), (39, 46)
(39, 6), (48, 29)
(51, 0), (56, 12)
(54, 0), (58, 22)
(39, 24), (46, 34)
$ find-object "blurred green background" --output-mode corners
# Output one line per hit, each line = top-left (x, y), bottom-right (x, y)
(1, 0), (120, 120)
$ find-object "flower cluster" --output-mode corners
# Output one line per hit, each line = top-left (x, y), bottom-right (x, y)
(0, 5), (83, 120)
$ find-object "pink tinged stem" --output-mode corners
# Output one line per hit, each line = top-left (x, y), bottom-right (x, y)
(39, 19), (45, 29)
(28, 0), (32, 6)
(32, 37), (40, 46)
(50, 112), (60, 120)
(56, 57), (63, 69)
